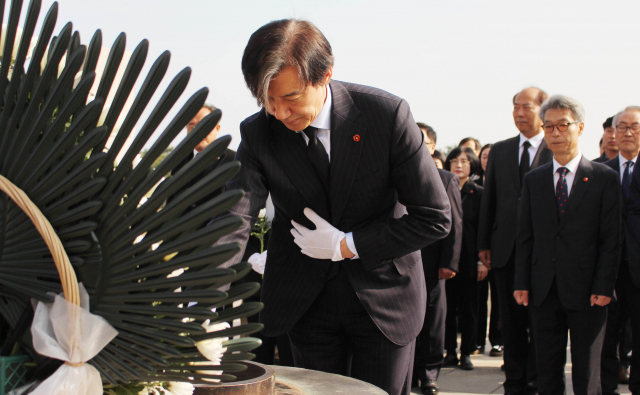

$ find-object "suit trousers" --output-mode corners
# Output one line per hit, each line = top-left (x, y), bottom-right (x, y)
(617, 260), (640, 394)
(287, 266), (415, 395)
(601, 272), (630, 395)
(477, 270), (502, 348)
(415, 278), (446, 382)
(444, 275), (478, 356)
(494, 255), (537, 392)
(530, 282), (606, 395)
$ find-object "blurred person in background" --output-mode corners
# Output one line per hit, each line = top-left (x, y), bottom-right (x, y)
(414, 122), (464, 395)
(478, 87), (553, 395)
(432, 151), (446, 170)
(443, 147), (485, 371)
(459, 137), (482, 156)
(594, 116), (618, 163)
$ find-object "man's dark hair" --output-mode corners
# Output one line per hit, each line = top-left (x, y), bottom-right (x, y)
(445, 147), (480, 177)
(459, 137), (481, 151)
(241, 19), (334, 110)
(512, 87), (548, 106)
(416, 122), (437, 144)
(603, 116), (614, 130)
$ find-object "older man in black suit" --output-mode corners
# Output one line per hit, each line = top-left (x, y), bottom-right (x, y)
(212, 19), (451, 395)
(601, 107), (640, 395)
(478, 87), (553, 395)
(514, 95), (621, 395)
(414, 123), (463, 395)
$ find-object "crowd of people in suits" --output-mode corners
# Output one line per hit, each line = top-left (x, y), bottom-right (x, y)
(169, 18), (640, 395)
(412, 87), (640, 395)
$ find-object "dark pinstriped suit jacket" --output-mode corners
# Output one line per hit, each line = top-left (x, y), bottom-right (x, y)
(215, 80), (452, 346)
(477, 135), (553, 269)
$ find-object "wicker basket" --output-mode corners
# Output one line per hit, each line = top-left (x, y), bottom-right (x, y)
(0, 175), (81, 393)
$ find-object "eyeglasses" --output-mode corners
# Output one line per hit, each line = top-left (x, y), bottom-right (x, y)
(543, 121), (579, 134)
(615, 124), (640, 134)
(450, 159), (470, 165)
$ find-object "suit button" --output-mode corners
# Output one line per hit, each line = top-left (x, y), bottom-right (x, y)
(552, 258), (556, 262)
(320, 271), (326, 278)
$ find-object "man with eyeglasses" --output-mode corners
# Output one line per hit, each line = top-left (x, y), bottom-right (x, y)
(478, 87), (553, 395)
(605, 107), (640, 395)
(514, 95), (620, 395)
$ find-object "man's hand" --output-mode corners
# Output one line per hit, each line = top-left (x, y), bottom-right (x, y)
(479, 250), (491, 269)
(439, 268), (456, 280)
(477, 264), (488, 281)
(514, 290), (529, 306)
(248, 251), (267, 274)
(591, 295), (611, 307)
(291, 208), (346, 261)
(340, 238), (355, 259)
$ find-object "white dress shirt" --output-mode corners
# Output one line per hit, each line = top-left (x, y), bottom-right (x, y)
(552, 152), (582, 196)
(295, 84), (359, 259)
(618, 153), (637, 182)
(519, 132), (545, 166)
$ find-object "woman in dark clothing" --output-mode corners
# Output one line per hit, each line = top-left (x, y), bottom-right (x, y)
(475, 144), (492, 186)
(442, 147), (485, 370)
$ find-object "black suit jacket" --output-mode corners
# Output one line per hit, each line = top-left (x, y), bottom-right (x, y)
(421, 169), (463, 278)
(619, 157), (640, 288)
(459, 180), (483, 278)
(214, 80), (452, 345)
(593, 151), (610, 163)
(478, 135), (553, 268)
(514, 157), (621, 310)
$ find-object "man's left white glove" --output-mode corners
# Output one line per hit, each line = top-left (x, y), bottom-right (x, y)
(248, 251), (267, 274)
(291, 208), (345, 261)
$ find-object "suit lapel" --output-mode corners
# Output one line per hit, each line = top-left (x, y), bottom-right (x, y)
(328, 81), (366, 226)
(540, 164), (559, 226)
(270, 116), (331, 221)
(508, 136), (522, 188)
(558, 156), (593, 231)
(532, 137), (552, 169)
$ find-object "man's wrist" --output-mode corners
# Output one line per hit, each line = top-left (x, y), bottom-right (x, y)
(340, 238), (355, 259)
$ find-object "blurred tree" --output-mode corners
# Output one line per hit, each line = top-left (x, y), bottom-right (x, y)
(141, 146), (174, 172)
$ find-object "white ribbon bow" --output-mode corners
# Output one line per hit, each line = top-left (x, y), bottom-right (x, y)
(30, 283), (118, 395)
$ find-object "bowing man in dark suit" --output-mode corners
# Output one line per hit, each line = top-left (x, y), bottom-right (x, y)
(169, 104), (236, 225)
(601, 107), (640, 395)
(514, 95), (621, 395)
(414, 124), (463, 395)
(443, 147), (485, 371)
(478, 87), (553, 395)
(212, 20), (451, 395)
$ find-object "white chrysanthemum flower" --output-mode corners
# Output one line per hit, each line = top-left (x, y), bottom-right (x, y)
(195, 319), (230, 382)
(138, 387), (149, 395)
(166, 381), (195, 395)
(258, 208), (267, 218)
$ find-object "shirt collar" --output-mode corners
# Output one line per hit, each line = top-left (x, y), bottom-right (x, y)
(309, 83), (332, 130)
(519, 131), (544, 149)
(618, 152), (638, 167)
(553, 151), (582, 175)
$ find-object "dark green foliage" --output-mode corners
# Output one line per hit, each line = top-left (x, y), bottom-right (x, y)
(0, 0), (262, 386)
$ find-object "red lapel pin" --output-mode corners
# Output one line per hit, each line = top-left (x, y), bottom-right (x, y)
(353, 134), (360, 142)
(470, 190), (474, 194)
(583, 177), (588, 182)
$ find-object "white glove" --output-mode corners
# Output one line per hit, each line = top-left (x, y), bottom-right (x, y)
(248, 251), (267, 274)
(291, 208), (345, 261)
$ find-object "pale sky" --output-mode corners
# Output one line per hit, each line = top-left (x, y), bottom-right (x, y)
(30, 0), (640, 159)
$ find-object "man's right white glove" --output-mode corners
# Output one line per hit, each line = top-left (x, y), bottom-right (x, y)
(248, 250), (267, 274)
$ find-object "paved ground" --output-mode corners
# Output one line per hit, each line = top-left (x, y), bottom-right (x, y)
(410, 348), (631, 395)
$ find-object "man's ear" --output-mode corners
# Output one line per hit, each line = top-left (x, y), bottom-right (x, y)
(322, 67), (333, 85)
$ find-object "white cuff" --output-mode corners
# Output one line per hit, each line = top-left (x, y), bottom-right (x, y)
(345, 232), (360, 260)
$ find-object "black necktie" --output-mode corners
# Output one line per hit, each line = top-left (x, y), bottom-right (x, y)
(519, 141), (531, 185)
(303, 126), (330, 194)
(556, 167), (569, 220)
(623, 161), (634, 202)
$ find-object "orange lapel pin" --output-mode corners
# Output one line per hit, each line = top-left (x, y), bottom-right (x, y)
(583, 177), (588, 182)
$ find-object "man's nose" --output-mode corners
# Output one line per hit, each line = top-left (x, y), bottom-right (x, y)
(273, 104), (290, 120)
